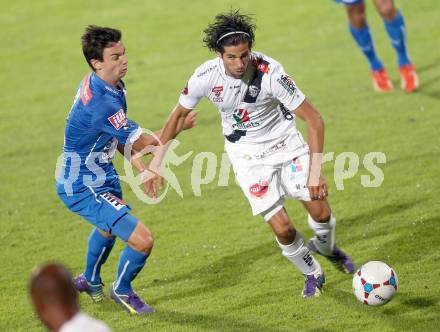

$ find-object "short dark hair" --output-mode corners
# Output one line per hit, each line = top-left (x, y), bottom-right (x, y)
(30, 263), (78, 310)
(81, 25), (122, 70)
(203, 10), (256, 54)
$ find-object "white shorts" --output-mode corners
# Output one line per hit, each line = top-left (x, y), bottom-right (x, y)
(230, 151), (311, 216)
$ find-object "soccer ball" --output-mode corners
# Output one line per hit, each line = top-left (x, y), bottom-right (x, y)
(352, 261), (398, 306)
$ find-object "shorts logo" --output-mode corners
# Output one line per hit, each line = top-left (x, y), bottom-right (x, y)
(291, 157), (303, 173)
(100, 192), (125, 210)
(249, 181), (269, 198)
(248, 85), (260, 98)
(108, 109), (128, 130)
(277, 74), (297, 95)
(212, 86), (224, 102)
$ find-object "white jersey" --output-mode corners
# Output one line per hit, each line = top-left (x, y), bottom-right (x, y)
(180, 52), (312, 215)
(60, 312), (112, 332)
(179, 51), (306, 145)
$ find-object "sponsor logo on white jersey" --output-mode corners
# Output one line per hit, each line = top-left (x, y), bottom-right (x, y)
(232, 109), (260, 129)
(277, 74), (297, 95)
(197, 65), (217, 77)
(212, 86), (224, 102)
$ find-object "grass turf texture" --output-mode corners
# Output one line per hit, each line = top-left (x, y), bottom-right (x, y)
(1, 0), (439, 331)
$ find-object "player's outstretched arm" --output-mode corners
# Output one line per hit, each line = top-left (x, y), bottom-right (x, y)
(133, 104), (197, 197)
(294, 99), (327, 200)
(159, 104), (193, 143)
(120, 110), (197, 157)
(118, 109), (196, 156)
(117, 109), (197, 198)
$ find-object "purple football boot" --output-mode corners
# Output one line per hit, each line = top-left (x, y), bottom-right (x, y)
(110, 283), (155, 314)
(307, 239), (355, 274)
(73, 274), (104, 303)
(302, 273), (326, 298)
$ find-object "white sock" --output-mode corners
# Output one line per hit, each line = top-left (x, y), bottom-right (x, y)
(307, 214), (336, 256)
(276, 231), (322, 276)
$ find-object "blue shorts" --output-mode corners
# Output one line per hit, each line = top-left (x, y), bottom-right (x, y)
(335, 0), (363, 5)
(56, 181), (138, 241)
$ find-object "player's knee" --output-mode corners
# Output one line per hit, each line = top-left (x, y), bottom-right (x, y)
(274, 223), (296, 243)
(129, 223), (154, 254)
(268, 208), (296, 243)
(347, 3), (367, 29)
(310, 207), (331, 222)
(376, 1), (396, 20)
(138, 230), (154, 254)
(350, 13), (367, 29)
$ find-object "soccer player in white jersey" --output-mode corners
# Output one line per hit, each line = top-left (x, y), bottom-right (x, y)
(157, 11), (355, 298)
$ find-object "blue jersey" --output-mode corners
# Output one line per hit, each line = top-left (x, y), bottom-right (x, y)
(57, 72), (141, 195)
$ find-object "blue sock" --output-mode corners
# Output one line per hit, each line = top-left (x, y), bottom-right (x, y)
(84, 228), (115, 285)
(384, 10), (411, 67)
(349, 24), (384, 71)
(114, 246), (149, 294)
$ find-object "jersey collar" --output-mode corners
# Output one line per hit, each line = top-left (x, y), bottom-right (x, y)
(91, 72), (126, 97)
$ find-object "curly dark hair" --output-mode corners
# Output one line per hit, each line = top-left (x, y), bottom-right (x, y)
(81, 25), (121, 70)
(203, 10), (256, 54)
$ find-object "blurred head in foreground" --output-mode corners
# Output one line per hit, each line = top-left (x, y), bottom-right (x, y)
(29, 263), (78, 332)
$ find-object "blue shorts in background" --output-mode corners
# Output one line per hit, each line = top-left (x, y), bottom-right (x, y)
(335, 0), (364, 5)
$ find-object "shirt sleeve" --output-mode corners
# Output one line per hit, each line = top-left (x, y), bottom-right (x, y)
(178, 71), (206, 109)
(270, 64), (306, 112)
(91, 100), (142, 145)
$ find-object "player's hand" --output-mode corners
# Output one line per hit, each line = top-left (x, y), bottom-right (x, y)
(141, 167), (164, 199)
(183, 110), (198, 130)
(307, 172), (328, 200)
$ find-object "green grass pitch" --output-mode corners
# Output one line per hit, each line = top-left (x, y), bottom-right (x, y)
(1, 0), (439, 331)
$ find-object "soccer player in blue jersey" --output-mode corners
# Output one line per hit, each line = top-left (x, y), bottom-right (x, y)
(336, 0), (419, 92)
(56, 25), (195, 314)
